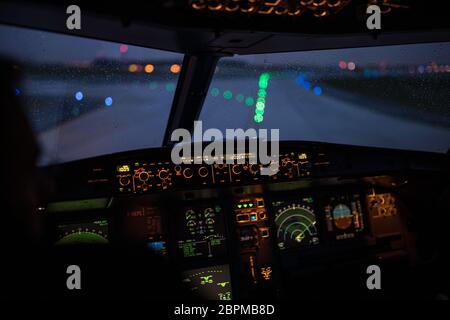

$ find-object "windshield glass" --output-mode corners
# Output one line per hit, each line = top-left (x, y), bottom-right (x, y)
(0, 24), (183, 165)
(199, 42), (450, 153)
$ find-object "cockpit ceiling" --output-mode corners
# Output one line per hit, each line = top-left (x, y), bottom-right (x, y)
(1, 0), (450, 55)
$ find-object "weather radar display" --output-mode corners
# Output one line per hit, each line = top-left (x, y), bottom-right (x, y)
(272, 198), (319, 250)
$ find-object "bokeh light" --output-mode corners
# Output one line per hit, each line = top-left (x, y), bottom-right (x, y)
(223, 90), (233, 100)
(119, 44), (128, 53)
(128, 64), (138, 72)
(338, 61), (347, 70)
(75, 91), (83, 101)
(144, 64), (154, 73)
(104, 97), (113, 106)
(170, 64), (181, 74)
(348, 62), (356, 71)
(313, 86), (322, 96)
(211, 87), (220, 97)
(165, 83), (176, 92)
(245, 97), (254, 106)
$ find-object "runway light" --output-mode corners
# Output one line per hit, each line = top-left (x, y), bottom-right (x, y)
(254, 114), (264, 123)
(223, 90), (233, 100)
(104, 97), (113, 106)
(149, 82), (158, 90)
(245, 97), (254, 106)
(119, 44), (128, 53)
(259, 73), (270, 89)
(144, 64), (154, 73)
(211, 87), (220, 97)
(236, 94), (244, 102)
(75, 91), (83, 101)
(128, 64), (138, 73)
(303, 81), (311, 90)
(170, 64), (181, 74)
(339, 61), (347, 70)
(296, 74), (305, 85)
(348, 62), (356, 71)
(313, 86), (322, 96)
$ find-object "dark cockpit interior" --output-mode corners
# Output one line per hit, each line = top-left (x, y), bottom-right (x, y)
(0, 0), (449, 301)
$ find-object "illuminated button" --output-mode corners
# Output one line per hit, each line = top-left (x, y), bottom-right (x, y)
(249, 213), (258, 221)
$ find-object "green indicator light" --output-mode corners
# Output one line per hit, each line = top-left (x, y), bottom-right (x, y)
(211, 87), (220, 97)
(245, 97), (254, 106)
(243, 204), (248, 208)
(255, 108), (265, 115)
(223, 90), (233, 100)
(249, 203), (254, 207)
(236, 94), (244, 102)
(254, 114), (264, 123)
(237, 204), (242, 208)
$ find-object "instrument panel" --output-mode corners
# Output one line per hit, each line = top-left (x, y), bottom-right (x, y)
(49, 187), (410, 299)
(44, 142), (432, 299)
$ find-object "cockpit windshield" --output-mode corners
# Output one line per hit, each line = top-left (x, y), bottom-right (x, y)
(199, 42), (450, 153)
(0, 24), (183, 165)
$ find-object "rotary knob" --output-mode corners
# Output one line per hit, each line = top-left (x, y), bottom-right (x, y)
(183, 167), (193, 179)
(232, 164), (242, 175)
(119, 176), (131, 186)
(198, 166), (209, 178)
(158, 169), (169, 180)
(139, 171), (150, 182)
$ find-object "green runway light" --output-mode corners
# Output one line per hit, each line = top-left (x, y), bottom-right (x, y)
(245, 97), (254, 106)
(236, 94), (244, 102)
(258, 89), (267, 98)
(254, 114), (264, 123)
(253, 72), (270, 123)
(223, 90), (233, 100)
(211, 87), (220, 97)
(259, 73), (270, 89)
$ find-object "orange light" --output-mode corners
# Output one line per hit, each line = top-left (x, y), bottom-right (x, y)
(144, 64), (154, 73)
(170, 64), (181, 74)
(128, 64), (138, 73)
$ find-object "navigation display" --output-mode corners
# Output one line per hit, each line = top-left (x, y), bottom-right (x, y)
(272, 197), (319, 250)
(176, 204), (227, 259)
(182, 264), (232, 300)
(55, 219), (109, 245)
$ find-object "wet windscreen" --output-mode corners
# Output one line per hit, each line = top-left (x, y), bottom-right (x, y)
(199, 42), (450, 153)
(0, 24), (183, 165)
